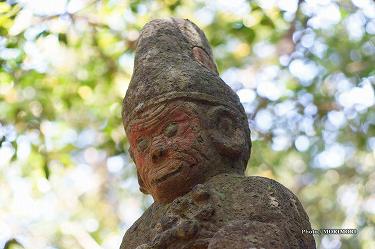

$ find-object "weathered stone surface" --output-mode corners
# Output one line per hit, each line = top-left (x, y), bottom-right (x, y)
(208, 220), (286, 249)
(122, 18), (244, 128)
(120, 174), (315, 249)
(120, 17), (316, 249)
(125, 100), (250, 203)
(122, 17), (252, 204)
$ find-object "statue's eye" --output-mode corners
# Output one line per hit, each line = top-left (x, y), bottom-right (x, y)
(164, 123), (178, 137)
(137, 138), (149, 152)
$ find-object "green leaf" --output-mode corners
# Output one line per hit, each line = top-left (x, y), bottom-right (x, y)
(260, 15), (275, 28)
(36, 30), (51, 39)
(58, 33), (68, 45)
(43, 161), (50, 179)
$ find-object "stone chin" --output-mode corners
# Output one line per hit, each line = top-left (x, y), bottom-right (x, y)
(147, 157), (205, 204)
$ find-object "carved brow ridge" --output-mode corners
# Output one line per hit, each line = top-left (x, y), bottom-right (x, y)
(130, 104), (188, 132)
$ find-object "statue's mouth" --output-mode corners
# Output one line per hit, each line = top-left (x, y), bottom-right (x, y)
(155, 166), (182, 184)
(152, 165), (182, 185)
(149, 151), (200, 186)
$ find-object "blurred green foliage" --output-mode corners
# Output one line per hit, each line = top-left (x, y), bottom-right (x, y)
(0, 0), (374, 249)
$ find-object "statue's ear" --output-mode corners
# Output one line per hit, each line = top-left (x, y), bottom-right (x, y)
(207, 106), (246, 158)
(129, 147), (149, 194)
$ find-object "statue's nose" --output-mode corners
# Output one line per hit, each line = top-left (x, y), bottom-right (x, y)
(151, 145), (166, 163)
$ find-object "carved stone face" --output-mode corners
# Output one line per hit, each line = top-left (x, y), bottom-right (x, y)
(127, 99), (249, 203)
(128, 101), (210, 203)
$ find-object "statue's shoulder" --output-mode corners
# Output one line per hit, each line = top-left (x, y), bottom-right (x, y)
(207, 174), (295, 197)
(120, 202), (166, 249)
(120, 174), (315, 249)
(208, 173), (302, 202)
(206, 173), (311, 226)
(207, 173), (293, 191)
(204, 174), (315, 248)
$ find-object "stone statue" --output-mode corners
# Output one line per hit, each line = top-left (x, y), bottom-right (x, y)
(120, 18), (316, 249)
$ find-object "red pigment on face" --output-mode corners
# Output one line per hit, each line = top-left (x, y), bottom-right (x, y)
(128, 104), (202, 202)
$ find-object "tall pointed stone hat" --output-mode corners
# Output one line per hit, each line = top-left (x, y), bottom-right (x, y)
(122, 18), (248, 135)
